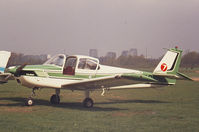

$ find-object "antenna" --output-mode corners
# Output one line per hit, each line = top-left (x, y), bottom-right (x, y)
(145, 48), (147, 59)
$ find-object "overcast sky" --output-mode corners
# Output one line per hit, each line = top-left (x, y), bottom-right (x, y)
(0, 0), (199, 58)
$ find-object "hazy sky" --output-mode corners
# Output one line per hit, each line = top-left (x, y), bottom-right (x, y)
(0, 0), (199, 58)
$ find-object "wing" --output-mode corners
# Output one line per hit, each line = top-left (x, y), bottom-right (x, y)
(61, 75), (135, 90)
(61, 73), (155, 91)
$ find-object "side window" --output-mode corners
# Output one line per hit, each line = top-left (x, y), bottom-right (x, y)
(63, 57), (77, 75)
(65, 57), (77, 68)
(85, 59), (97, 70)
(78, 58), (97, 70)
(78, 58), (86, 69)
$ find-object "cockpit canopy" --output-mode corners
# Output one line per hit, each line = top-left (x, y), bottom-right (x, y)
(63, 55), (99, 75)
(43, 54), (66, 67)
(43, 54), (99, 75)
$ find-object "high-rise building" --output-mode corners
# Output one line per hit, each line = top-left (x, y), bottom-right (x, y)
(121, 48), (138, 56)
(121, 50), (129, 56)
(129, 48), (138, 56)
(89, 49), (98, 58)
(106, 52), (116, 59)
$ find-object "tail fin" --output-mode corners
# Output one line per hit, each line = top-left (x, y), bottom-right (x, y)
(0, 51), (11, 73)
(153, 47), (193, 81)
(153, 47), (182, 76)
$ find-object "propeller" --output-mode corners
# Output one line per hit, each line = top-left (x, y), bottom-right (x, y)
(14, 63), (27, 77)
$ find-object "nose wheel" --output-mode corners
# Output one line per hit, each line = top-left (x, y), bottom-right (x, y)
(25, 87), (39, 106)
(25, 98), (34, 106)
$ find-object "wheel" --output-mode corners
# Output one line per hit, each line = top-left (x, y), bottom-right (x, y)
(83, 98), (94, 108)
(25, 98), (34, 106)
(50, 94), (60, 104)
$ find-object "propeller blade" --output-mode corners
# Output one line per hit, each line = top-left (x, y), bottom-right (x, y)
(14, 63), (27, 76)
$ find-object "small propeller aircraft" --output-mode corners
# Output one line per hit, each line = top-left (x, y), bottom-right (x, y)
(0, 51), (11, 84)
(1, 47), (193, 108)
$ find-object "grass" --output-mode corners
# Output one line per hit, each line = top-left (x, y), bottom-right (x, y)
(0, 71), (199, 132)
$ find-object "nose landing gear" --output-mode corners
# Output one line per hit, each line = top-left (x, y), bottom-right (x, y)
(25, 87), (39, 106)
(25, 98), (34, 106)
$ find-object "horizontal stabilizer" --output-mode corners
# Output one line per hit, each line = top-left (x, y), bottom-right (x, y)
(153, 72), (193, 81)
(176, 72), (193, 81)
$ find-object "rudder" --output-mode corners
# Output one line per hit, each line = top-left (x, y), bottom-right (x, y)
(0, 51), (11, 73)
(153, 47), (182, 76)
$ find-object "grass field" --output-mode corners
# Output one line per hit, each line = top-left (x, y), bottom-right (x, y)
(0, 70), (199, 132)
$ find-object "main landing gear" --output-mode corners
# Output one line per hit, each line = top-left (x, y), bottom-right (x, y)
(50, 89), (60, 104)
(82, 90), (94, 108)
(25, 88), (94, 108)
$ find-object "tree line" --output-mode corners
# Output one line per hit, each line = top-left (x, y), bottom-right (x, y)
(7, 53), (47, 67)
(7, 51), (199, 69)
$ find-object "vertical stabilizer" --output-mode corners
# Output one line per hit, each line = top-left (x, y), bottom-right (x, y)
(0, 51), (11, 73)
(153, 47), (182, 75)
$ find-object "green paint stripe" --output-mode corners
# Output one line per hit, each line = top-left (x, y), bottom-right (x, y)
(24, 65), (62, 70)
(48, 73), (109, 79)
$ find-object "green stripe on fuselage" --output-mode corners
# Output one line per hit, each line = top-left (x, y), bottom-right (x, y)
(48, 72), (109, 79)
(8, 65), (62, 75)
(23, 65), (62, 70)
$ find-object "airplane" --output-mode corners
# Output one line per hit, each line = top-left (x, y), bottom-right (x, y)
(4, 47), (193, 108)
(0, 51), (11, 84)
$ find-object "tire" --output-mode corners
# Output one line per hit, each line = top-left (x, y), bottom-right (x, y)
(83, 98), (94, 108)
(50, 94), (60, 104)
(25, 98), (34, 106)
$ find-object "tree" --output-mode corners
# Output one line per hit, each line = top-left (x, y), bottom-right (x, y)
(181, 51), (199, 69)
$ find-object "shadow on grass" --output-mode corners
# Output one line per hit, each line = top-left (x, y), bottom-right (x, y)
(98, 99), (171, 104)
(0, 97), (170, 111)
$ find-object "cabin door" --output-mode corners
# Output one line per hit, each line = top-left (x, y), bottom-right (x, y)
(63, 57), (77, 75)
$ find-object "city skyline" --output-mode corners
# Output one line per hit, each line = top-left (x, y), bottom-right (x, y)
(1, 0), (199, 58)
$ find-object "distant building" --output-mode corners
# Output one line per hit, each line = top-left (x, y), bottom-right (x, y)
(89, 49), (98, 58)
(129, 48), (137, 56)
(121, 50), (129, 57)
(106, 52), (116, 59)
(121, 48), (138, 56)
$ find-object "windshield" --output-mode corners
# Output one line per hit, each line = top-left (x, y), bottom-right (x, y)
(44, 55), (65, 67)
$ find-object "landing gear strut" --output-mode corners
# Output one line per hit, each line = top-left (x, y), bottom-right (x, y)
(83, 90), (94, 108)
(25, 87), (39, 106)
(50, 89), (60, 104)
